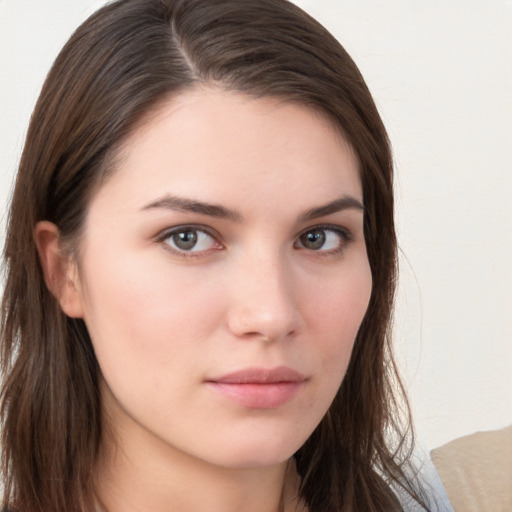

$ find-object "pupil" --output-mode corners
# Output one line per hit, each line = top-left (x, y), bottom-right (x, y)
(303, 230), (325, 250)
(173, 230), (197, 250)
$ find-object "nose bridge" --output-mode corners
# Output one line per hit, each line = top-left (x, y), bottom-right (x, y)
(227, 244), (300, 341)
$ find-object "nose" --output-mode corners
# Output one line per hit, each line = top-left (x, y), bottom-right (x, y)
(226, 249), (302, 342)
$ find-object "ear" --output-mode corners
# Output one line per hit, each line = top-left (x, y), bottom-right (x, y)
(35, 221), (85, 318)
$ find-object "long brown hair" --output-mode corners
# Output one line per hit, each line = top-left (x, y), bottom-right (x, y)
(1, 0), (431, 510)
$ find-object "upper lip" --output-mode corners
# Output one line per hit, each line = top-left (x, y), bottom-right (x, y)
(207, 366), (306, 384)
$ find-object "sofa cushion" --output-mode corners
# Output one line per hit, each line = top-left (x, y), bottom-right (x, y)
(431, 425), (512, 512)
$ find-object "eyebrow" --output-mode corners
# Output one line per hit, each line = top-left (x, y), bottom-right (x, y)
(141, 195), (243, 221)
(141, 194), (364, 222)
(298, 196), (364, 221)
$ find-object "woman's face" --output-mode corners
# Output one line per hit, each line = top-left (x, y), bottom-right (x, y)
(74, 88), (372, 469)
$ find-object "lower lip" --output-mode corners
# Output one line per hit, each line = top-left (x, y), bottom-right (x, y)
(206, 382), (303, 409)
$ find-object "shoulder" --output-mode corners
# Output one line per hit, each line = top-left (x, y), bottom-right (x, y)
(394, 448), (455, 512)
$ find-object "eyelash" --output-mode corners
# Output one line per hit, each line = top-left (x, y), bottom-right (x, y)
(157, 224), (222, 259)
(294, 224), (353, 257)
(156, 224), (353, 260)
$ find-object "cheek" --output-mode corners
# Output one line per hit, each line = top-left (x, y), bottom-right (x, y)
(77, 249), (223, 380)
(301, 259), (372, 386)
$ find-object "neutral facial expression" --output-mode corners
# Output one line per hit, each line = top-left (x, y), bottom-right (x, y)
(74, 88), (372, 469)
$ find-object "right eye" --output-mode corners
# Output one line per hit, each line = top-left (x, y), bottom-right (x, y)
(161, 226), (222, 256)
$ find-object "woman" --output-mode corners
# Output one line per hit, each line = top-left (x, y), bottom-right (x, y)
(1, 0), (435, 510)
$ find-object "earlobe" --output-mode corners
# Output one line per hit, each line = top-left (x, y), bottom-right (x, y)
(35, 221), (85, 318)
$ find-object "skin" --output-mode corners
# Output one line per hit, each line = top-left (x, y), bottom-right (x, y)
(37, 88), (372, 512)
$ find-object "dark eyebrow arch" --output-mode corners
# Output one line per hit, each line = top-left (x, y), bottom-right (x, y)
(141, 194), (363, 223)
(141, 195), (243, 221)
(298, 196), (364, 222)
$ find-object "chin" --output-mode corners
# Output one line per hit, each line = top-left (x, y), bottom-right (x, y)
(197, 426), (309, 470)
(210, 449), (294, 470)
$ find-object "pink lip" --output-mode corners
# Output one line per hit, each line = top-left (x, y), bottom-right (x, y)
(205, 366), (306, 409)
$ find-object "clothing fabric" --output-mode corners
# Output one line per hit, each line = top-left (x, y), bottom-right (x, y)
(398, 449), (455, 512)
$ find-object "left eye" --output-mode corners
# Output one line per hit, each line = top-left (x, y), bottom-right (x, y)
(296, 227), (348, 252)
(163, 228), (218, 253)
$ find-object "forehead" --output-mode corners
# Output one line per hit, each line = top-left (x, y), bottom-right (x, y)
(89, 87), (362, 218)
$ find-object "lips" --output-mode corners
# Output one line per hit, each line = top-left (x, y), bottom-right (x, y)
(205, 366), (306, 409)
